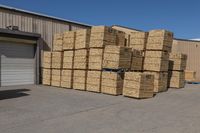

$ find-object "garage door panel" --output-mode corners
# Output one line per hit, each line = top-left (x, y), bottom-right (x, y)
(0, 42), (35, 86)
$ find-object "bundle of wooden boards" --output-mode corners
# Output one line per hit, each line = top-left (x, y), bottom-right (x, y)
(42, 25), (187, 99)
(143, 30), (173, 93)
(168, 53), (187, 88)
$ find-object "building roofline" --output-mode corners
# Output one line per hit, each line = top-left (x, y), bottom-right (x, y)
(0, 4), (92, 27)
(0, 28), (41, 38)
(112, 25), (143, 32)
(174, 38), (200, 43)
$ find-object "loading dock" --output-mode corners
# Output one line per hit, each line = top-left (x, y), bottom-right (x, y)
(0, 28), (40, 86)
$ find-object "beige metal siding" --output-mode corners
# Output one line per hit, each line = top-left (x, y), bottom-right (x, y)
(0, 8), (88, 50)
(172, 39), (200, 80)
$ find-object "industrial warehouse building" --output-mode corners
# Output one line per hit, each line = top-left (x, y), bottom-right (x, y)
(0, 5), (90, 86)
(0, 5), (199, 87)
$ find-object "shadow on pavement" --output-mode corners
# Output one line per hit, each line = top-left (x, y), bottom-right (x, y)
(0, 89), (30, 100)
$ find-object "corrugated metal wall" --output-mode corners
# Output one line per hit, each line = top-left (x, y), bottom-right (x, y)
(0, 8), (89, 50)
(173, 39), (200, 80)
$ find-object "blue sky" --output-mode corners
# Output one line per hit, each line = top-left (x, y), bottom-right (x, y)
(0, 0), (200, 39)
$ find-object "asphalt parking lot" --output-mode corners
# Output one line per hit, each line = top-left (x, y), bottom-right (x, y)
(0, 84), (200, 133)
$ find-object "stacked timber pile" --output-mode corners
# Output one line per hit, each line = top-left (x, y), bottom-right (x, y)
(123, 72), (154, 98)
(53, 33), (63, 51)
(130, 49), (143, 71)
(185, 70), (196, 82)
(129, 32), (148, 51)
(87, 26), (118, 92)
(51, 52), (63, 87)
(168, 53), (187, 88)
(102, 45), (130, 95)
(42, 51), (51, 85)
(73, 29), (90, 90)
(144, 30), (173, 93)
(42, 25), (188, 100)
(103, 45), (132, 69)
(101, 71), (124, 95)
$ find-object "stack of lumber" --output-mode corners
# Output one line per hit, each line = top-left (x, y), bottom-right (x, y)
(52, 52), (63, 69)
(116, 30), (125, 47)
(53, 33), (63, 51)
(42, 68), (51, 85)
(75, 29), (90, 49)
(129, 31), (148, 51)
(168, 53), (187, 88)
(89, 26), (117, 48)
(185, 70), (196, 82)
(73, 70), (87, 90)
(144, 30), (173, 92)
(61, 70), (73, 88)
(42, 25), (189, 100)
(86, 71), (102, 92)
(168, 71), (185, 88)
(42, 51), (52, 69)
(101, 71), (124, 95)
(103, 45), (132, 69)
(144, 71), (168, 92)
(42, 51), (52, 85)
(51, 69), (61, 87)
(88, 48), (103, 70)
(130, 49), (143, 71)
(63, 51), (74, 69)
(73, 49), (88, 69)
(144, 51), (169, 72)
(123, 72), (154, 98)
(51, 52), (63, 87)
(63, 31), (76, 50)
(146, 30), (173, 52)
(168, 53), (187, 71)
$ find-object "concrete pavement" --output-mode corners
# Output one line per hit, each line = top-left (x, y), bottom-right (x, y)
(0, 84), (200, 133)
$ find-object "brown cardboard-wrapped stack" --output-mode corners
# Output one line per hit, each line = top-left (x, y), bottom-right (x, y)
(129, 31), (148, 51)
(168, 53), (187, 88)
(123, 72), (154, 98)
(103, 45), (132, 69)
(144, 30), (173, 92)
(101, 71), (124, 95)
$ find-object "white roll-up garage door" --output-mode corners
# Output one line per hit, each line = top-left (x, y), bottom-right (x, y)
(0, 42), (35, 86)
